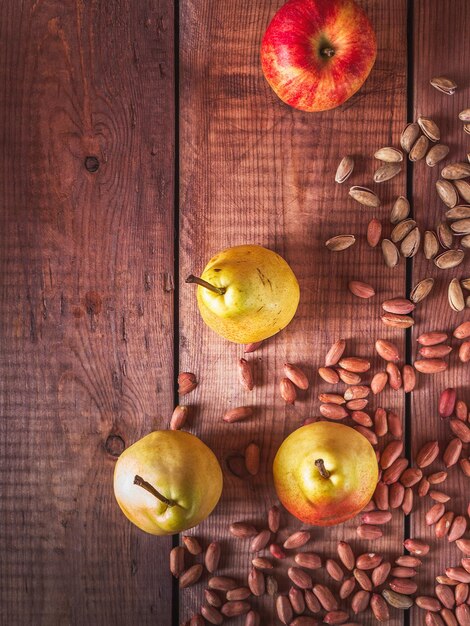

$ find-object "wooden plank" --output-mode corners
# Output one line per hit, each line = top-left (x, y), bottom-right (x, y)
(0, 2), (175, 624)
(179, 1), (407, 623)
(410, 0), (470, 622)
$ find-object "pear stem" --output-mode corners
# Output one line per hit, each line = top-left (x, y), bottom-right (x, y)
(134, 475), (176, 507)
(185, 274), (226, 295)
(320, 47), (335, 58)
(315, 459), (330, 479)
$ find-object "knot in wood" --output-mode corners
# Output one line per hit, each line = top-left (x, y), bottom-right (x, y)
(105, 434), (125, 457)
(84, 156), (100, 173)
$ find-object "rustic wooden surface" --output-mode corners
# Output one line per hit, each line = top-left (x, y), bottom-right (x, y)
(179, 1), (407, 625)
(1, 0), (470, 624)
(0, 1), (175, 625)
(410, 0), (470, 623)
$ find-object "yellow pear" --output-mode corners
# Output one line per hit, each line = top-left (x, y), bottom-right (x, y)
(273, 421), (378, 526)
(113, 430), (223, 535)
(186, 244), (300, 343)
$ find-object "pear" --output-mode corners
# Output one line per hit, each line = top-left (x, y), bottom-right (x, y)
(113, 430), (223, 535)
(186, 244), (300, 343)
(273, 422), (378, 526)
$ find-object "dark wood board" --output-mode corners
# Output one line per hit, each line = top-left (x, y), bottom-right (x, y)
(2, 0), (470, 624)
(410, 0), (470, 623)
(0, 1), (175, 624)
(178, 0), (407, 624)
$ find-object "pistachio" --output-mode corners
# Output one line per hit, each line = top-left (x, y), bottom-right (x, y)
(335, 156), (355, 183)
(436, 179), (458, 207)
(391, 219), (416, 243)
(373, 163), (402, 183)
(400, 122), (420, 153)
(424, 231), (440, 259)
(441, 162), (470, 180)
(325, 235), (356, 251)
(401, 227), (421, 257)
(454, 180), (470, 202)
(450, 219), (470, 234)
(434, 249), (465, 269)
(418, 116), (440, 142)
(390, 196), (410, 224)
(374, 146), (403, 162)
(446, 205), (470, 220)
(465, 123), (470, 135)
(437, 222), (454, 249)
(426, 143), (450, 167)
(430, 76), (457, 95)
(459, 109), (470, 122)
(382, 589), (414, 609)
(462, 235), (470, 248)
(349, 185), (381, 207)
(409, 135), (429, 161)
(382, 239), (400, 268)
(449, 279), (465, 312)
(410, 278), (434, 303)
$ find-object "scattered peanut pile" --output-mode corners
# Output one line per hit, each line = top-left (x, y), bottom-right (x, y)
(172, 78), (470, 625)
(173, 325), (470, 625)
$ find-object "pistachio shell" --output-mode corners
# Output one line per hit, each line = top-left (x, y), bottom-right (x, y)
(430, 76), (457, 95)
(446, 205), (470, 220)
(400, 227), (421, 257)
(454, 181), (470, 203)
(325, 235), (356, 251)
(449, 278), (465, 312)
(335, 156), (355, 184)
(409, 135), (429, 161)
(373, 163), (402, 183)
(400, 122), (420, 153)
(450, 219), (470, 235)
(436, 179), (458, 208)
(382, 239), (400, 268)
(437, 222), (454, 249)
(459, 109), (470, 122)
(410, 278), (434, 303)
(417, 116), (440, 142)
(391, 219), (417, 243)
(424, 231), (440, 260)
(374, 147), (404, 163)
(390, 196), (410, 224)
(462, 235), (470, 249)
(426, 144), (450, 167)
(349, 186), (381, 208)
(434, 249), (465, 269)
(441, 162), (470, 180)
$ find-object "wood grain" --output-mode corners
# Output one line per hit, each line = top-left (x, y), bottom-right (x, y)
(410, 1), (470, 622)
(0, 1), (175, 624)
(179, 1), (407, 623)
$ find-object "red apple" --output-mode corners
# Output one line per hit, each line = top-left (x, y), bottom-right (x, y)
(261, 0), (377, 112)
(273, 421), (378, 526)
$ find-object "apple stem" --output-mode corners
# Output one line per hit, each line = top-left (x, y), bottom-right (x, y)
(320, 47), (335, 58)
(185, 274), (226, 295)
(315, 459), (330, 479)
(134, 475), (176, 507)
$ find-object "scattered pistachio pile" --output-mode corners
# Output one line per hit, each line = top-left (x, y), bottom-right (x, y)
(328, 77), (470, 315)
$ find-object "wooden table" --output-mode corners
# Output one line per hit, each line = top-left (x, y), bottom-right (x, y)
(1, 1), (469, 624)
